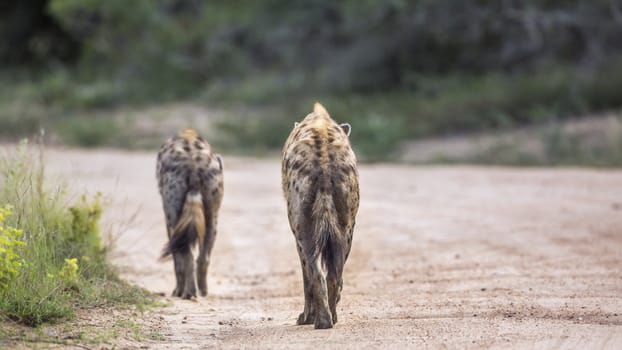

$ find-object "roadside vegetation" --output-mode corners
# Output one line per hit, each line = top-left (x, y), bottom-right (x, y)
(0, 141), (156, 345)
(2, 0), (622, 165)
(209, 62), (622, 163)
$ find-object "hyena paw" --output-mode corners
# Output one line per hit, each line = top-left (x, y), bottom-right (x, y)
(314, 313), (334, 329)
(181, 285), (197, 300)
(296, 311), (314, 325)
(181, 291), (196, 300)
(197, 278), (207, 297)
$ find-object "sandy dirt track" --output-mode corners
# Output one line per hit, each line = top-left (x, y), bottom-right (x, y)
(43, 148), (622, 349)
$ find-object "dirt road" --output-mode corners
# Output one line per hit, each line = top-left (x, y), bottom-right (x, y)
(44, 148), (622, 349)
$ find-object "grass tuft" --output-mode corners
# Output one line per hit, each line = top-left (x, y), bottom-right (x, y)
(0, 141), (155, 327)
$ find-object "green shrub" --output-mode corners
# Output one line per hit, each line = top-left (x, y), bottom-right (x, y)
(0, 206), (25, 291)
(67, 194), (103, 259)
(56, 117), (120, 148)
(213, 111), (295, 153)
(0, 141), (153, 326)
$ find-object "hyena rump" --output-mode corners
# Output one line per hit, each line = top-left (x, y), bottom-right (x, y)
(157, 128), (223, 299)
(281, 103), (360, 329)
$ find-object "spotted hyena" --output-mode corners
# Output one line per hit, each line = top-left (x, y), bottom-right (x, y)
(281, 102), (360, 329)
(157, 128), (223, 299)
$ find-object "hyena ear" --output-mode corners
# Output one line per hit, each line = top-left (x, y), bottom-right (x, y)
(340, 123), (351, 136)
(215, 154), (223, 171)
(294, 122), (300, 128)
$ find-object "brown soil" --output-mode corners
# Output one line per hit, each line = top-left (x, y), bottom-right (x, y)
(42, 148), (622, 349)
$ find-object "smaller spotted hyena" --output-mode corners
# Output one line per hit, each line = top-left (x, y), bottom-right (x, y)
(157, 128), (223, 299)
(282, 103), (360, 329)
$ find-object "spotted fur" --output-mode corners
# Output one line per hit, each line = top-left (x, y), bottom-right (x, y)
(282, 103), (360, 329)
(157, 128), (224, 299)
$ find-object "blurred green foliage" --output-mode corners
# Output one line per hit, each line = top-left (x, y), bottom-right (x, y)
(1, 0), (622, 163)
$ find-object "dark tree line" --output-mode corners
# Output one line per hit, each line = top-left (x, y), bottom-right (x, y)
(0, 0), (80, 64)
(2, 0), (622, 92)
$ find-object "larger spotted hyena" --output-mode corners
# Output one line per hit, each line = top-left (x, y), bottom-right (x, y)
(157, 128), (223, 299)
(282, 103), (360, 329)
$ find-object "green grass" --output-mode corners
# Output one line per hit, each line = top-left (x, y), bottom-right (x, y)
(2, 58), (622, 164)
(539, 121), (622, 166)
(0, 141), (155, 327)
(403, 114), (622, 167)
(56, 116), (122, 148)
(206, 59), (622, 163)
(0, 69), (130, 148)
(464, 135), (622, 167)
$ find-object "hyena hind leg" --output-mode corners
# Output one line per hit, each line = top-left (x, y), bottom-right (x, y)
(297, 256), (316, 325)
(309, 258), (333, 329)
(172, 252), (186, 297)
(196, 225), (217, 297)
(180, 251), (197, 299)
(327, 273), (343, 324)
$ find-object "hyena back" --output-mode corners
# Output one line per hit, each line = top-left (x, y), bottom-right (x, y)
(157, 128), (223, 299)
(281, 103), (359, 329)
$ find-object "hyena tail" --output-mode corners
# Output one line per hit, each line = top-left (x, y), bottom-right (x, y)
(305, 194), (345, 277)
(161, 171), (205, 258)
